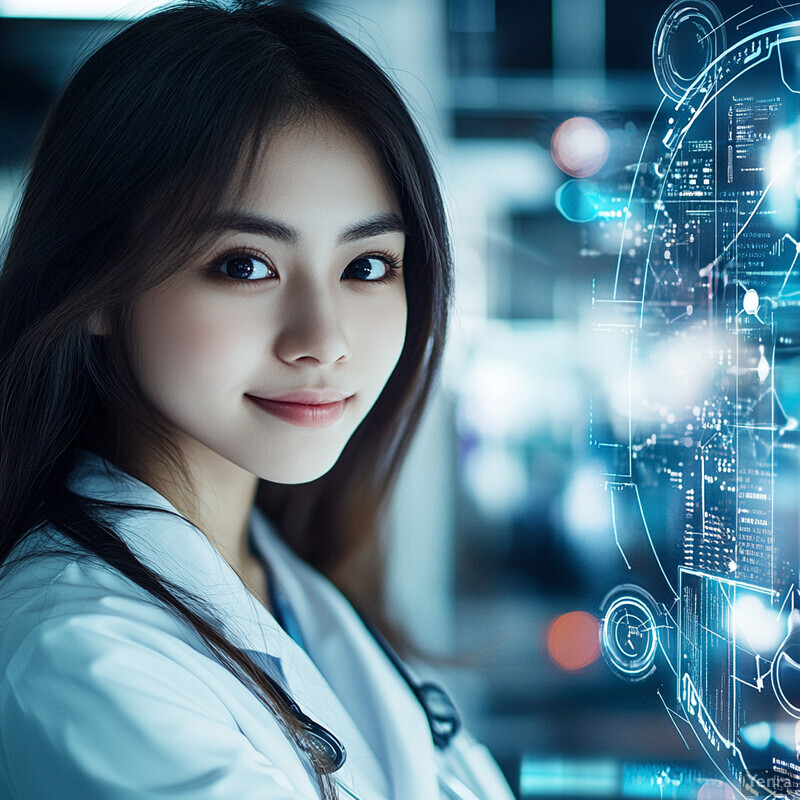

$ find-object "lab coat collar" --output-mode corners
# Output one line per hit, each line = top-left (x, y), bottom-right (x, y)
(249, 498), (442, 800)
(65, 448), (288, 659)
(65, 449), (394, 798)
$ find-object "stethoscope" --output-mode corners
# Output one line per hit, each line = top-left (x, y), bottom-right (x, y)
(249, 542), (482, 799)
(262, 555), (462, 767)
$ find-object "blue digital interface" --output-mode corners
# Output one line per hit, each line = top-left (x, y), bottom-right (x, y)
(590, 2), (800, 796)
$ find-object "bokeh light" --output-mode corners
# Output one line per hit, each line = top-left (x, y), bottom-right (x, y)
(550, 117), (610, 178)
(554, 179), (601, 222)
(696, 780), (736, 800)
(546, 611), (601, 671)
(739, 721), (771, 749)
(733, 593), (784, 653)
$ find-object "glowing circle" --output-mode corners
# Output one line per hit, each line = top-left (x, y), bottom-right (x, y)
(601, 586), (659, 680)
(771, 629), (800, 719)
(546, 611), (601, 671)
(555, 180), (602, 223)
(743, 288), (760, 315)
(652, 1), (725, 103)
(550, 117), (610, 178)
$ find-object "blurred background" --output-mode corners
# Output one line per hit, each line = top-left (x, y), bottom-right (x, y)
(0, 1), (714, 797)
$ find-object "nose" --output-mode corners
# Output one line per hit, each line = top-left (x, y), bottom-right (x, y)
(273, 280), (351, 366)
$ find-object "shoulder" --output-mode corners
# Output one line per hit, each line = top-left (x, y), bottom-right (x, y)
(0, 525), (317, 799)
(0, 522), (197, 662)
(0, 528), (217, 724)
(0, 520), (223, 730)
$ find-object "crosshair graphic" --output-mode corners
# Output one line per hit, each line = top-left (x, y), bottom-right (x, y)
(601, 586), (660, 681)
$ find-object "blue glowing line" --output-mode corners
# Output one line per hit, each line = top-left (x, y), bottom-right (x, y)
(609, 489), (631, 570)
(627, 335), (632, 476)
(778, 584), (796, 616)
(777, 33), (800, 94)
(736, 1), (800, 29)
(697, 623), (727, 642)
(656, 632), (678, 677)
(656, 689), (692, 750)
(777, 233), (799, 295)
(634, 484), (679, 599)
(698, 5), (753, 42)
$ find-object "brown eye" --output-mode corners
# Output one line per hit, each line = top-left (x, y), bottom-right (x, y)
(218, 255), (273, 281)
(341, 256), (392, 281)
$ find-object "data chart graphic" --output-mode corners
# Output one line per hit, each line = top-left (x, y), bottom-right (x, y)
(587, 1), (800, 796)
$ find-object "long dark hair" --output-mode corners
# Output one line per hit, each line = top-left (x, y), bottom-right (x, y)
(0, 1), (452, 796)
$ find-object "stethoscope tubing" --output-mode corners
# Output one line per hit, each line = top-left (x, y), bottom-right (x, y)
(258, 545), (461, 766)
(354, 610), (462, 749)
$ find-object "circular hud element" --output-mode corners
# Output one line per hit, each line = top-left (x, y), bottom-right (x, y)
(653, 0), (726, 103)
(601, 585), (660, 681)
(772, 627), (800, 719)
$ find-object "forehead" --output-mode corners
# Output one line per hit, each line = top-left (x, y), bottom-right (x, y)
(232, 115), (402, 224)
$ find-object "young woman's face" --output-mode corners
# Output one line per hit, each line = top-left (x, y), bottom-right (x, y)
(128, 117), (408, 484)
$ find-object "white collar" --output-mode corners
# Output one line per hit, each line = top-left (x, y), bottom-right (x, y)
(65, 448), (394, 797)
(66, 448), (289, 658)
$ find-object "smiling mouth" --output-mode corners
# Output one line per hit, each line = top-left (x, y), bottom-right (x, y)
(245, 394), (350, 428)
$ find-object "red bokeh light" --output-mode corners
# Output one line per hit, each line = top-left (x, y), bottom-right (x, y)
(550, 116), (610, 178)
(546, 610), (601, 671)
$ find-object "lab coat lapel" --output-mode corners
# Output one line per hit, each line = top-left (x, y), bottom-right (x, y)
(67, 450), (292, 662)
(249, 507), (441, 800)
(67, 451), (390, 799)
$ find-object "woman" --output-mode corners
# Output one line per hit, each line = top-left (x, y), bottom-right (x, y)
(0, 2), (515, 799)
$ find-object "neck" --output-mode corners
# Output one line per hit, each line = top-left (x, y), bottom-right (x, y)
(119, 434), (260, 582)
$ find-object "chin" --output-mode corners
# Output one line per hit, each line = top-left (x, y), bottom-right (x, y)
(257, 452), (342, 486)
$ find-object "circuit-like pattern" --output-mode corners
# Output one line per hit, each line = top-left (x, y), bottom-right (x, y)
(591, 2), (800, 795)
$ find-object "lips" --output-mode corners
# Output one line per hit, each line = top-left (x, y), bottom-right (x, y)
(245, 390), (352, 428)
(259, 389), (350, 405)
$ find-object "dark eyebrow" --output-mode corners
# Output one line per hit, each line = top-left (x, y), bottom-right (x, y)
(209, 211), (408, 246)
(336, 212), (409, 244)
(209, 212), (299, 245)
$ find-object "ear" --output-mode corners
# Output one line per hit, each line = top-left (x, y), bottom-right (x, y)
(87, 309), (110, 337)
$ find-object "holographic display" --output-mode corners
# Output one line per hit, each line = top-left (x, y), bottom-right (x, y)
(586, 1), (800, 796)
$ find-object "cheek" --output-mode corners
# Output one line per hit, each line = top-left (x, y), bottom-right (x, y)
(130, 289), (257, 398)
(351, 287), (408, 386)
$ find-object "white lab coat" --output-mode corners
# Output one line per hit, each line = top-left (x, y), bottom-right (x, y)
(0, 449), (515, 800)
